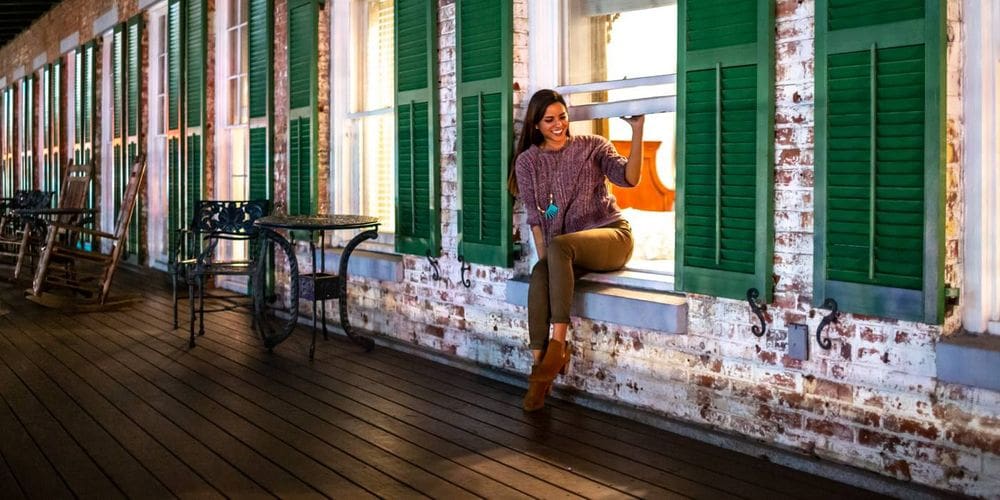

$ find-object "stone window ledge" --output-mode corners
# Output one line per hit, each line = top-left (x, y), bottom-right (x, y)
(505, 275), (688, 334)
(936, 334), (1000, 391)
(315, 248), (404, 283)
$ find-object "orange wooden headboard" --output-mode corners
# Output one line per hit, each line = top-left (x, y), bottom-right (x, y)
(610, 140), (675, 212)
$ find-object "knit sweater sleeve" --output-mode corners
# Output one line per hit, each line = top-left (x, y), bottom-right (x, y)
(515, 152), (541, 227)
(592, 136), (636, 187)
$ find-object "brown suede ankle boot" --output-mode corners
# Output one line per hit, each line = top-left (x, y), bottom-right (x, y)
(522, 340), (570, 411)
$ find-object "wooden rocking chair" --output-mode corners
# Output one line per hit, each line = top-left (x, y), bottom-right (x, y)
(26, 155), (146, 311)
(5, 162), (93, 280)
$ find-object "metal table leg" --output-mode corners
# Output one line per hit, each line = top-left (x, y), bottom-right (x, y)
(337, 229), (378, 351)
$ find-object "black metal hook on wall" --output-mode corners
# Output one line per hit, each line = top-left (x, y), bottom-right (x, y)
(816, 298), (839, 350)
(458, 255), (472, 288)
(747, 288), (767, 337)
(426, 250), (441, 281)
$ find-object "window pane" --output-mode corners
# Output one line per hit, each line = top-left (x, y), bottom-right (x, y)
(360, 0), (394, 111)
(566, 3), (675, 85)
(229, 77), (240, 125)
(360, 113), (395, 233)
(228, 28), (241, 77)
(228, 0), (240, 29)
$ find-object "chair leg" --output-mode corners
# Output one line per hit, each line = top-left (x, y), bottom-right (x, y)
(198, 275), (206, 337)
(188, 278), (197, 348)
(172, 270), (178, 329)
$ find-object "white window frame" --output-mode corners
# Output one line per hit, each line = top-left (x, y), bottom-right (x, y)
(100, 30), (115, 243)
(528, 0), (678, 286)
(963, 0), (1000, 335)
(330, 0), (396, 252)
(213, 0), (251, 289)
(214, 0), (249, 202)
(64, 52), (75, 167)
(146, 2), (170, 271)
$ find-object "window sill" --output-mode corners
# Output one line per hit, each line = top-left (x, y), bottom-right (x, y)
(316, 248), (404, 283)
(936, 334), (1000, 391)
(505, 274), (687, 334)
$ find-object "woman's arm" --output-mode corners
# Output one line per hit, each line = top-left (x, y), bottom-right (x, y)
(622, 115), (645, 186)
(531, 225), (546, 261)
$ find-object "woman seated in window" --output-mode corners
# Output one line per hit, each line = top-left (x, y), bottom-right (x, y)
(510, 89), (644, 411)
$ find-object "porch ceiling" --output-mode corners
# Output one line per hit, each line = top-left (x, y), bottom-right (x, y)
(0, 0), (60, 51)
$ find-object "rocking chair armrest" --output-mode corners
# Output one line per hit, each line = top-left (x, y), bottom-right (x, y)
(46, 221), (117, 240)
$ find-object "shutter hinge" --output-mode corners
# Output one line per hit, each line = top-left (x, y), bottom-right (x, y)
(945, 286), (960, 306)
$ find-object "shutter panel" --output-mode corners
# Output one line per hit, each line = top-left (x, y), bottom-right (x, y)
(113, 24), (125, 216)
(83, 42), (95, 166)
(42, 65), (51, 194)
(456, 0), (513, 267)
(167, 0), (184, 259)
(815, 0), (944, 323)
(74, 47), (83, 165)
(247, 0), (273, 201)
(1, 87), (12, 197)
(21, 76), (34, 190)
(287, 0), (317, 215)
(395, 0), (440, 256)
(126, 17), (143, 257)
(676, 0), (774, 301)
(185, 0), (206, 224)
(50, 61), (62, 200)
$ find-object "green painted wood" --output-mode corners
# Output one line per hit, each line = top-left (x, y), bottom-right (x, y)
(126, 17), (143, 258)
(676, 0), (774, 301)
(395, 0), (440, 257)
(50, 61), (62, 200)
(2, 87), (14, 197)
(287, 0), (318, 215)
(20, 76), (34, 190)
(456, 0), (513, 267)
(248, 0), (272, 201)
(166, 0), (183, 259)
(814, 0), (944, 323)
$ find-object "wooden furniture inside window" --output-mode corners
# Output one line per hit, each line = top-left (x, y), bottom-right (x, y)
(610, 140), (674, 212)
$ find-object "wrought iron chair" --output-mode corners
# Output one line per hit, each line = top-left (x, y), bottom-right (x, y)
(26, 155), (146, 310)
(4, 162), (93, 280)
(171, 199), (270, 347)
(0, 190), (55, 275)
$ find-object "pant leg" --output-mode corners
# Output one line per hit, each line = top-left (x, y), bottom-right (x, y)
(547, 220), (633, 324)
(527, 258), (551, 350)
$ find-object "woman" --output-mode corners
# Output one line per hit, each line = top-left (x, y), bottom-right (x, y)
(510, 89), (644, 411)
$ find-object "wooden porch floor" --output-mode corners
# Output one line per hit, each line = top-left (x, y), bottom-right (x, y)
(0, 268), (893, 499)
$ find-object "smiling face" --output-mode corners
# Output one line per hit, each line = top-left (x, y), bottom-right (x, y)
(536, 102), (569, 151)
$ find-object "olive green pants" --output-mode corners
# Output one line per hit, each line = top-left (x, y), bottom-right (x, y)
(528, 219), (633, 350)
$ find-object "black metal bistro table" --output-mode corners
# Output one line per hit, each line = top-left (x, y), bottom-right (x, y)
(253, 214), (380, 358)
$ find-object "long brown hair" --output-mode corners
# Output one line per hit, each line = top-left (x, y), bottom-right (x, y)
(507, 89), (571, 196)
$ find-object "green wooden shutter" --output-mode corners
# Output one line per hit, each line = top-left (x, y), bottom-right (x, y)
(395, 0), (440, 256)
(456, 0), (513, 267)
(42, 65), (52, 195)
(675, 0), (775, 301)
(287, 0), (318, 215)
(126, 16), (143, 257)
(113, 24), (126, 216)
(83, 42), (95, 166)
(73, 47), (83, 166)
(20, 76), (34, 190)
(247, 0), (273, 201)
(815, 0), (944, 323)
(50, 61), (62, 200)
(1, 87), (12, 197)
(185, 0), (206, 224)
(167, 0), (184, 258)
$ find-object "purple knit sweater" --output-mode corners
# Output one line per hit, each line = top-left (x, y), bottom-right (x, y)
(514, 134), (635, 245)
